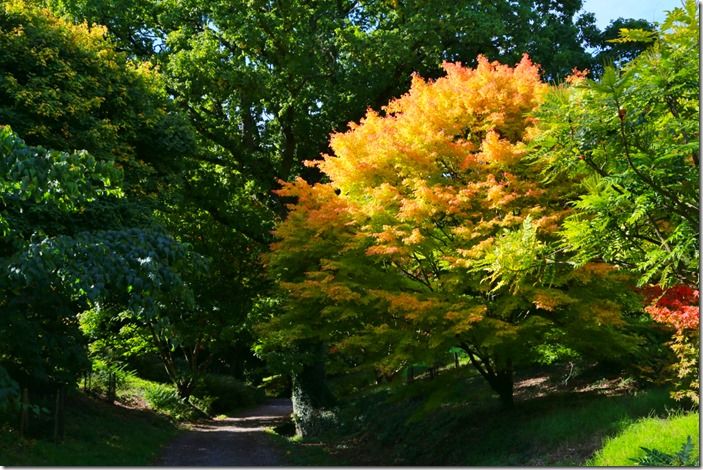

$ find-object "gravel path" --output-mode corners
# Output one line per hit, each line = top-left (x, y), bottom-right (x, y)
(154, 398), (293, 466)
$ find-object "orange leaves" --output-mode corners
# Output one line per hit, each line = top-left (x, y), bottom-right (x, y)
(531, 289), (576, 312)
(281, 273), (361, 304)
(322, 54), (546, 200)
(402, 228), (424, 246)
(444, 305), (487, 334)
(478, 131), (526, 167)
(270, 55), (590, 361)
(571, 262), (618, 283)
(372, 291), (437, 319)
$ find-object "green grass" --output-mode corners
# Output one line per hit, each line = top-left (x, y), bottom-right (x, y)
(589, 412), (699, 466)
(454, 388), (674, 466)
(294, 367), (679, 466)
(119, 373), (263, 419)
(0, 391), (179, 465)
(266, 429), (348, 466)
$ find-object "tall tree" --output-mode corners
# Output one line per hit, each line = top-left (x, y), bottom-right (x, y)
(265, 57), (642, 413)
(46, 0), (605, 189)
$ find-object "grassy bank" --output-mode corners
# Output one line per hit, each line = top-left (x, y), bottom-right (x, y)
(0, 391), (179, 466)
(589, 411), (699, 466)
(0, 370), (266, 466)
(272, 367), (684, 466)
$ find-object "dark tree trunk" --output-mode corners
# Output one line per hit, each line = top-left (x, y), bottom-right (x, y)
(19, 388), (29, 437)
(492, 367), (514, 409)
(461, 343), (515, 409)
(176, 381), (193, 401)
(291, 343), (335, 438)
(279, 108), (297, 181)
(53, 385), (65, 442)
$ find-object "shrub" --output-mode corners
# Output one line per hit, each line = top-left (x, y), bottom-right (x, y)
(143, 383), (202, 421)
(87, 361), (130, 400)
(193, 374), (264, 415)
(644, 285), (700, 404)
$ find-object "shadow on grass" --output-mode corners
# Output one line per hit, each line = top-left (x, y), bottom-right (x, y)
(0, 391), (179, 466)
(271, 367), (676, 466)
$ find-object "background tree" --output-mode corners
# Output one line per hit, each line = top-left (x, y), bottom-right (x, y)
(0, 126), (121, 391)
(0, 0), (195, 192)
(0, 126), (218, 401)
(0, 2), (258, 399)
(589, 17), (656, 75)
(532, 0), (698, 288)
(532, 0), (699, 403)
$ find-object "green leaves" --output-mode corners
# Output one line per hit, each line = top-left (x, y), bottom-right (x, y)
(0, 126), (123, 210)
(0, 1), (195, 192)
(472, 217), (548, 294)
(633, 436), (698, 466)
(533, 1), (700, 287)
(0, 127), (202, 390)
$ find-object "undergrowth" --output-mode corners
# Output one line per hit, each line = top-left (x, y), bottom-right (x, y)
(0, 369), (266, 465)
(0, 391), (177, 466)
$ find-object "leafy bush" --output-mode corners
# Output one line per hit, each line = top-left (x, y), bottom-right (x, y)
(143, 383), (202, 421)
(193, 374), (264, 414)
(87, 360), (130, 399)
(644, 285), (699, 404)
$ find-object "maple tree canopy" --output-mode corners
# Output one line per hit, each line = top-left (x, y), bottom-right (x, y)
(267, 56), (641, 407)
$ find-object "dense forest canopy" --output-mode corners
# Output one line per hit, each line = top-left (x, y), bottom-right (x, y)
(0, 0), (698, 454)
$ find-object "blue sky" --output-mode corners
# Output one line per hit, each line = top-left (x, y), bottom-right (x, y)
(581, 0), (685, 28)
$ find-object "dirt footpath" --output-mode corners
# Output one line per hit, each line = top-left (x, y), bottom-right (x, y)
(154, 398), (293, 466)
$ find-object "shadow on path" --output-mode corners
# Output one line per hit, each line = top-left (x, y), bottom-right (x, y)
(154, 398), (293, 466)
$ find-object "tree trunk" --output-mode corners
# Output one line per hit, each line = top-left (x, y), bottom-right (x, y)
(176, 380), (193, 401)
(492, 367), (514, 409)
(19, 388), (29, 437)
(53, 385), (65, 442)
(461, 344), (515, 409)
(291, 343), (335, 438)
(279, 108), (296, 181)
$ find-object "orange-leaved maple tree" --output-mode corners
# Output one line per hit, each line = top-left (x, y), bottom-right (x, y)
(265, 56), (642, 407)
